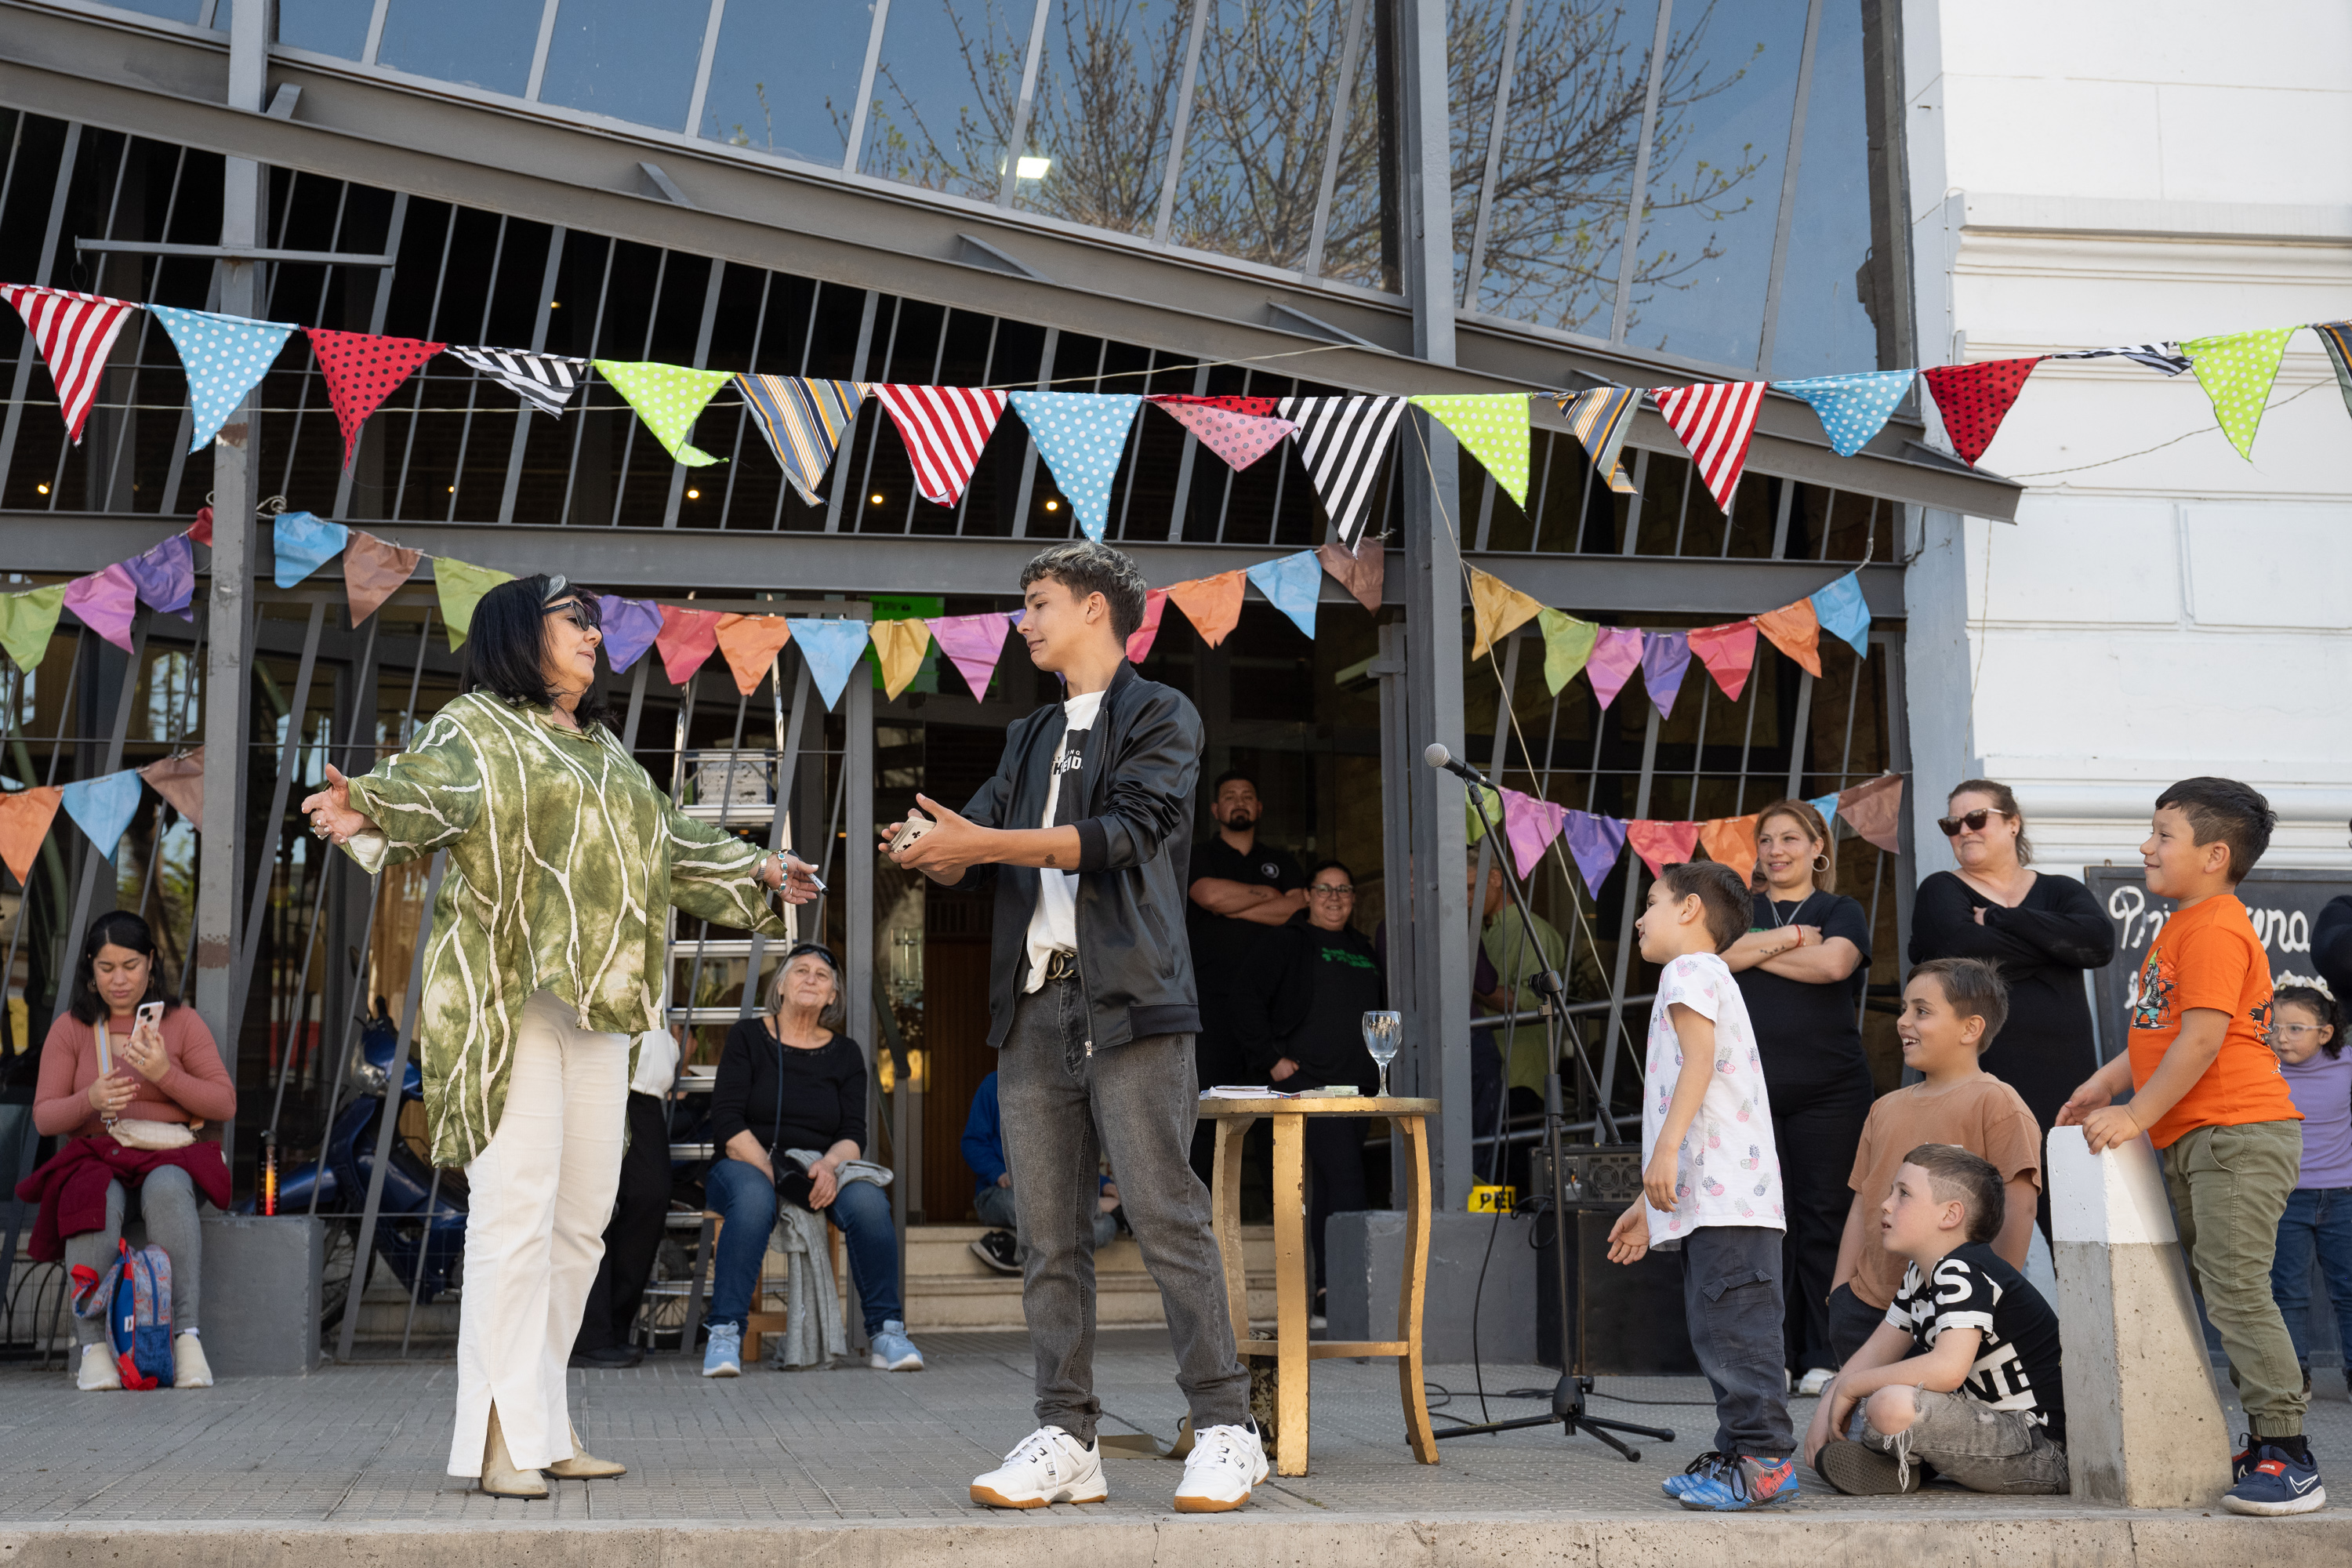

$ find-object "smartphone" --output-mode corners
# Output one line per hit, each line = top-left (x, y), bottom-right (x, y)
(136, 1001), (165, 1032)
(887, 809), (935, 855)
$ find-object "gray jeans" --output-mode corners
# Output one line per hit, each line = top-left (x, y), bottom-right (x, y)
(996, 976), (1249, 1442)
(1860, 1387), (2069, 1494)
(63, 1167), (203, 1344)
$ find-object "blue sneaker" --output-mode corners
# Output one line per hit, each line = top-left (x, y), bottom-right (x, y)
(1662, 1450), (1728, 1498)
(869, 1319), (924, 1371)
(2222, 1441), (2325, 1516)
(702, 1323), (742, 1378)
(1675, 1454), (1798, 1512)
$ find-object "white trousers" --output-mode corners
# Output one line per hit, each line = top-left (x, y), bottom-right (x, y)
(447, 990), (629, 1476)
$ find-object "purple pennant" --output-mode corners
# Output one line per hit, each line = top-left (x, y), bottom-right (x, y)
(122, 535), (194, 620)
(1560, 810), (1628, 897)
(928, 612), (1013, 702)
(1501, 787), (1566, 880)
(1640, 630), (1690, 719)
(1584, 626), (1645, 710)
(597, 594), (664, 674)
(62, 564), (139, 652)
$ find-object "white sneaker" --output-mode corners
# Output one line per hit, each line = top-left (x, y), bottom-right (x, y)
(970, 1425), (1109, 1508)
(1174, 1419), (1268, 1512)
(173, 1332), (213, 1388)
(77, 1345), (122, 1391)
(1795, 1367), (1835, 1397)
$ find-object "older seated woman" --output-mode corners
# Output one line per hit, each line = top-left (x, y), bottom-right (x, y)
(29, 911), (236, 1389)
(702, 942), (922, 1376)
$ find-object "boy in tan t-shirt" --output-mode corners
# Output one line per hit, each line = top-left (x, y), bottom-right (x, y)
(1823, 959), (2042, 1366)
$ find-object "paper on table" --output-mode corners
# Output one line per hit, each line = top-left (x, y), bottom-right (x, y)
(1200, 1085), (1297, 1099)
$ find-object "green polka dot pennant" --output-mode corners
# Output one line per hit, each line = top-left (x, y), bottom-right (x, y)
(2180, 327), (2299, 460)
(1408, 393), (1530, 508)
(593, 360), (734, 467)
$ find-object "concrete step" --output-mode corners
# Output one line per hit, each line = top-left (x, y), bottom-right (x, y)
(906, 1222), (1275, 1278)
(902, 1225), (1276, 1332)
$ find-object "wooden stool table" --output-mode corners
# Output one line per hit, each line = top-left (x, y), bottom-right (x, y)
(1202, 1095), (1440, 1476)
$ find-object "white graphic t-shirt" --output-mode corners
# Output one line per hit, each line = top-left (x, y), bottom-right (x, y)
(1022, 688), (1103, 993)
(1640, 950), (1784, 1247)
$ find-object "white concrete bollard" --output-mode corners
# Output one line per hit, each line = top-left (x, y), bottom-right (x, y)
(2047, 1124), (2233, 1507)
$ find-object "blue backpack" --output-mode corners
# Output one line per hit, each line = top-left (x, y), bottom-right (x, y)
(70, 1239), (176, 1389)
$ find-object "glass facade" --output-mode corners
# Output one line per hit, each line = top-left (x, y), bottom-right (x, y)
(699, 2), (877, 166)
(536, 0), (706, 130)
(374, 0), (544, 98)
(857, 0), (1030, 201)
(1011, 0), (1190, 238)
(278, 0), (375, 60)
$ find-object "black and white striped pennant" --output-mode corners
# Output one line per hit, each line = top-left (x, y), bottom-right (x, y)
(2046, 342), (2191, 376)
(1278, 395), (1406, 549)
(451, 346), (593, 416)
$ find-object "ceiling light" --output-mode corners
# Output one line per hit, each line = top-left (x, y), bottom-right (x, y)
(686, 488), (700, 499)
(1018, 156), (1051, 180)
(34, 483), (48, 495)
(871, 493), (884, 504)
(1044, 499), (1058, 511)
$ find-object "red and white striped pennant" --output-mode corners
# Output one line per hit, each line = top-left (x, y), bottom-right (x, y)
(1648, 379), (1767, 515)
(869, 384), (1011, 506)
(1, 284), (140, 444)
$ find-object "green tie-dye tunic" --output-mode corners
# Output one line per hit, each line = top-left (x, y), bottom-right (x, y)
(339, 691), (787, 1167)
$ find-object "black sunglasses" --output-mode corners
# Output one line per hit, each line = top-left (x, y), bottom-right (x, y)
(1936, 807), (2011, 837)
(781, 941), (840, 971)
(542, 597), (602, 632)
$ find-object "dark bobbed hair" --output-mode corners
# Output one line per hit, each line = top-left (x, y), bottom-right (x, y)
(1019, 541), (1149, 641)
(461, 573), (611, 728)
(1658, 861), (1751, 953)
(1901, 1142), (2005, 1245)
(1948, 778), (2034, 866)
(2155, 776), (2276, 885)
(2274, 984), (2346, 1061)
(1907, 957), (2011, 1051)
(1753, 798), (1837, 892)
(69, 909), (176, 1025)
(1308, 859), (1355, 885)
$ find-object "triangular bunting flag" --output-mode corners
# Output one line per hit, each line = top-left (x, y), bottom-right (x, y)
(870, 619), (933, 700)
(929, 612), (1012, 701)
(147, 305), (296, 451)
(1809, 792), (1842, 829)
(1010, 391), (1142, 540)
(1650, 380), (1766, 514)
(1837, 773), (1904, 855)
(787, 619), (871, 710)
(0, 784), (61, 883)
(1126, 589), (1169, 663)
(1501, 788), (1567, 881)
(1246, 550), (1321, 640)
(1560, 811), (1627, 897)
(1167, 571), (1247, 649)
(1770, 369), (1914, 457)
(1918, 357), (2042, 467)
(140, 749), (204, 823)
(1464, 782), (1503, 846)
(738, 375), (866, 505)
(432, 557), (514, 649)
(1278, 395), (1406, 549)
(271, 510), (350, 589)
(1686, 621), (1757, 703)
(1584, 626), (1644, 710)
(1152, 399), (1294, 472)
(304, 328), (446, 468)
(2180, 327), (2299, 460)
(344, 532), (420, 626)
(593, 596), (662, 675)
(0, 285), (139, 443)
(593, 360), (733, 466)
(1150, 394), (1279, 416)
(1410, 393), (1531, 507)
(1625, 819), (1700, 879)
(0, 585), (66, 670)
(870, 384), (1011, 506)
(1697, 815), (1759, 887)
(450, 346), (590, 418)
(2316, 322), (2352, 420)
(60, 770), (144, 860)
(711, 613), (792, 695)
(1640, 631), (1690, 719)
(2046, 343), (2190, 376)
(1554, 387), (1638, 494)
(1809, 572), (1871, 658)
(656, 605), (723, 686)
(63, 564), (138, 652)
(187, 506), (212, 547)
(1316, 539), (1383, 613)
(1755, 599), (1823, 678)
(1536, 609), (1597, 696)
(122, 535), (194, 620)
(1467, 566), (1544, 659)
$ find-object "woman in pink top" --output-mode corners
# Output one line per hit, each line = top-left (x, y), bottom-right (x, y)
(33, 911), (235, 1389)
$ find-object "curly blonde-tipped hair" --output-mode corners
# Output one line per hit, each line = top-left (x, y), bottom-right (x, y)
(1753, 798), (1837, 892)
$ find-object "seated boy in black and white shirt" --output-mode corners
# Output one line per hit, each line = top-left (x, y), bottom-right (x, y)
(1801, 1143), (2067, 1496)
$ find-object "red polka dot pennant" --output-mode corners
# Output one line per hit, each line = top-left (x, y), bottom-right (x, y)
(1918, 356), (2043, 468)
(304, 327), (448, 469)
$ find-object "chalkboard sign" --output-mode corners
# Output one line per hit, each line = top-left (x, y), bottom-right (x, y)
(2083, 867), (2350, 1062)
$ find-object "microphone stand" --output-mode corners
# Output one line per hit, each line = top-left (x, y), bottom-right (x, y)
(1428, 764), (1674, 1461)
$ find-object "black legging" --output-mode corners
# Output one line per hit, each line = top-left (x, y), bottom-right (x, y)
(1770, 1073), (1875, 1374)
(1304, 1115), (1369, 1297)
(573, 1090), (673, 1356)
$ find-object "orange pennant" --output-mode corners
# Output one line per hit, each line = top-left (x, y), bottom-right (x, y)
(1625, 818), (1700, 878)
(0, 785), (62, 884)
(1167, 570), (1247, 649)
(712, 613), (793, 695)
(1754, 600), (1823, 678)
(1697, 814), (1759, 887)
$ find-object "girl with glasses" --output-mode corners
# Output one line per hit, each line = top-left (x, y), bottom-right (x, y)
(2267, 985), (2352, 1399)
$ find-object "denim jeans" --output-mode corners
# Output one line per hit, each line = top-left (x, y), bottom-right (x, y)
(704, 1156), (903, 1336)
(1679, 1224), (1797, 1458)
(1825, 1280), (1891, 1369)
(2272, 1185), (2352, 1372)
(996, 975), (1250, 1443)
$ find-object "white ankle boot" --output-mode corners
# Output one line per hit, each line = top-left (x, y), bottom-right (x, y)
(480, 1406), (549, 1498)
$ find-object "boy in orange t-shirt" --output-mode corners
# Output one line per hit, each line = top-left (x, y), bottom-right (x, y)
(2060, 778), (2316, 1516)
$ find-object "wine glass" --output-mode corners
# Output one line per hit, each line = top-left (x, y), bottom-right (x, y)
(1363, 1011), (1403, 1099)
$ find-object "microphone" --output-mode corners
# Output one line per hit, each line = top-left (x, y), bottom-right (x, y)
(1423, 742), (1490, 786)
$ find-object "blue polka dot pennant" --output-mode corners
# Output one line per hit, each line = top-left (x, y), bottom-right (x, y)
(1770, 369), (1915, 458)
(147, 305), (298, 452)
(1010, 392), (1142, 541)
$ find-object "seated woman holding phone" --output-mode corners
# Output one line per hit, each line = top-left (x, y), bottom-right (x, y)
(29, 910), (237, 1389)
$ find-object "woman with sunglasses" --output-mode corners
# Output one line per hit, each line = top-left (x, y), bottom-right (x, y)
(1908, 779), (2113, 1243)
(300, 574), (819, 1497)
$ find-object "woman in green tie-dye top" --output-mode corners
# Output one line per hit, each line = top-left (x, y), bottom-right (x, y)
(302, 574), (818, 1497)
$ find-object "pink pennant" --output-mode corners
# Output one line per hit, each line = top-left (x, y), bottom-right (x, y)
(1687, 620), (1758, 702)
(1501, 787), (1567, 881)
(63, 564), (139, 652)
(1625, 819), (1700, 878)
(928, 612), (1014, 702)
(655, 604), (721, 686)
(1126, 589), (1170, 663)
(1152, 400), (1296, 471)
(1584, 626), (1644, 710)
(869, 384), (1010, 506)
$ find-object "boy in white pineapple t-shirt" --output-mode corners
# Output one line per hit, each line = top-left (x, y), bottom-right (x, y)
(1608, 859), (1795, 1511)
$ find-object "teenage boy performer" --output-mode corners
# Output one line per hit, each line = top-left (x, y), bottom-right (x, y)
(1803, 1145), (2067, 1496)
(2058, 778), (2318, 1516)
(881, 541), (1264, 1514)
(1823, 959), (2042, 1366)
(1608, 861), (1798, 1512)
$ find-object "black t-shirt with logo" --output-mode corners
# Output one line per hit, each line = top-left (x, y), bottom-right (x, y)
(1886, 1240), (2067, 1443)
(1186, 834), (1307, 1047)
(1282, 925), (1385, 1091)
